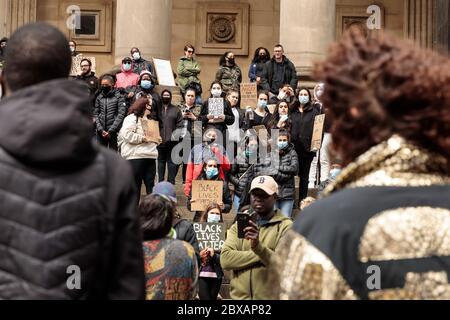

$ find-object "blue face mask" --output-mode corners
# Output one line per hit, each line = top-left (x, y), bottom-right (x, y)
(278, 141), (289, 150)
(207, 213), (221, 223)
(206, 167), (219, 179)
(299, 96), (309, 105)
(258, 100), (268, 108)
(141, 80), (153, 90)
(123, 63), (132, 72)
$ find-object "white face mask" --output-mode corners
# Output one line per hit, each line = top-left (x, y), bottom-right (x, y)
(211, 89), (222, 98)
(207, 213), (221, 223)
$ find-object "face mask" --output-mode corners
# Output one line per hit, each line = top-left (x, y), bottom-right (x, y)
(162, 96), (171, 105)
(259, 54), (267, 60)
(101, 86), (112, 94)
(330, 169), (342, 180)
(206, 138), (216, 145)
(70, 47), (75, 53)
(280, 114), (289, 122)
(227, 58), (235, 65)
(299, 96), (310, 105)
(278, 92), (287, 100)
(211, 89), (222, 98)
(258, 100), (267, 109)
(278, 141), (289, 150)
(132, 52), (141, 60)
(141, 80), (153, 90)
(123, 63), (132, 72)
(207, 214), (221, 224)
(206, 167), (219, 179)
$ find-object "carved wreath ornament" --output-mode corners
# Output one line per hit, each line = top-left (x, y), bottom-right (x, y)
(209, 15), (236, 42)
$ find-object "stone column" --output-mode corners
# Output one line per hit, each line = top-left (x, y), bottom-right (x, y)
(280, 0), (336, 82)
(0, 0), (36, 37)
(115, 0), (172, 64)
(404, 0), (434, 49)
(433, 0), (448, 54)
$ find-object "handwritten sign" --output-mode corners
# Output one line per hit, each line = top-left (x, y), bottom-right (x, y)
(240, 83), (257, 110)
(141, 118), (162, 144)
(153, 58), (176, 86)
(208, 98), (224, 119)
(193, 223), (227, 251)
(311, 114), (326, 152)
(191, 180), (223, 212)
(70, 56), (96, 77)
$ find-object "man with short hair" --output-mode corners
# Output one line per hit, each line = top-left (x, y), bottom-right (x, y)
(0, 22), (145, 299)
(220, 176), (292, 300)
(260, 44), (298, 97)
(76, 58), (99, 107)
(131, 47), (155, 77)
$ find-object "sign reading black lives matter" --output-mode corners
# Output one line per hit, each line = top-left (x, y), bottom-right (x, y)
(193, 223), (227, 251)
(191, 180), (223, 212)
(208, 98), (224, 118)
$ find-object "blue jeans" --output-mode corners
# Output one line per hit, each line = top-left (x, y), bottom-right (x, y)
(233, 195), (241, 212)
(275, 200), (294, 218)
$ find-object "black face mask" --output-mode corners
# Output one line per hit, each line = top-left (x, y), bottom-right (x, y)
(162, 97), (171, 105)
(101, 86), (112, 94)
(227, 58), (235, 65)
(206, 138), (216, 145)
(259, 54), (267, 60)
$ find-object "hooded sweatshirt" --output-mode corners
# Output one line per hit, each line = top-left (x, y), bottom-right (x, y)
(0, 79), (145, 299)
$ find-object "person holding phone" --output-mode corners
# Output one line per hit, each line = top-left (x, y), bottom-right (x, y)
(198, 203), (225, 300)
(221, 176), (292, 300)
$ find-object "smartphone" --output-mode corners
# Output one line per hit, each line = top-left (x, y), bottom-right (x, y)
(237, 213), (252, 239)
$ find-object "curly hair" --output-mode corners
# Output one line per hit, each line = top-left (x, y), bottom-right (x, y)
(314, 30), (450, 172)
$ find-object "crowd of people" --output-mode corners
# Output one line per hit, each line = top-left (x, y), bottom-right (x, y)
(0, 22), (449, 301)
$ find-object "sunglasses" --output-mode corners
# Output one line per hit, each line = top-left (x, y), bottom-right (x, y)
(187, 50), (194, 53)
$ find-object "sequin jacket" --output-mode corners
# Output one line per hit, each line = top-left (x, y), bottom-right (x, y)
(270, 135), (450, 300)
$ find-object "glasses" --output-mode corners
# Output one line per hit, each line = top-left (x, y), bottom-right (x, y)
(187, 50), (194, 53)
(81, 65), (90, 68)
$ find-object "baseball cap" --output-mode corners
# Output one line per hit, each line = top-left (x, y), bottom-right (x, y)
(152, 182), (177, 203)
(250, 176), (278, 196)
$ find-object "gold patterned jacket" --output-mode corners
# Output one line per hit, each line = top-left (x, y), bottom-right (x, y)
(270, 135), (450, 300)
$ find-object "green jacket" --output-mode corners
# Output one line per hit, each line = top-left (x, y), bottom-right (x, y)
(220, 210), (292, 300)
(215, 65), (242, 93)
(177, 57), (201, 92)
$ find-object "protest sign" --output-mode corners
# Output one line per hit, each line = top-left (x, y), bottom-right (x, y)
(191, 180), (223, 212)
(153, 58), (176, 86)
(240, 83), (257, 110)
(193, 223), (227, 251)
(208, 98), (225, 121)
(141, 118), (162, 144)
(311, 114), (326, 152)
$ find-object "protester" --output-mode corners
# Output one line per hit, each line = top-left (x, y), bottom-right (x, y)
(157, 89), (184, 184)
(131, 47), (155, 76)
(198, 203), (226, 300)
(68, 40), (81, 57)
(177, 44), (202, 104)
(267, 100), (292, 132)
(215, 51), (242, 93)
(271, 30), (450, 300)
(248, 92), (271, 129)
(221, 176), (292, 300)
(199, 81), (235, 137)
(269, 84), (296, 106)
(188, 157), (232, 215)
(271, 130), (299, 217)
(226, 89), (248, 160)
(132, 70), (161, 112)
(229, 135), (260, 211)
(309, 82), (331, 188)
(152, 182), (201, 264)
(185, 127), (231, 198)
(260, 44), (298, 97)
(94, 74), (127, 151)
(179, 87), (202, 183)
(290, 88), (321, 202)
(140, 194), (198, 300)
(248, 47), (270, 84)
(118, 97), (159, 198)
(0, 22), (144, 299)
(116, 56), (140, 89)
(76, 58), (99, 109)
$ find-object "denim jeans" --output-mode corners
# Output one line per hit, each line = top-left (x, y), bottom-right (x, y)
(275, 200), (294, 218)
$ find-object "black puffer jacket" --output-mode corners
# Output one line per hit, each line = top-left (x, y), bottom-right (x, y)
(0, 79), (145, 299)
(229, 156), (254, 198)
(254, 144), (299, 200)
(94, 89), (127, 134)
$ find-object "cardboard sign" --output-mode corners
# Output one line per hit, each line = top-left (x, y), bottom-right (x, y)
(193, 223), (227, 251)
(208, 98), (225, 122)
(141, 118), (162, 144)
(240, 83), (258, 110)
(153, 58), (176, 86)
(70, 55), (96, 77)
(191, 180), (223, 212)
(253, 125), (269, 137)
(311, 114), (326, 152)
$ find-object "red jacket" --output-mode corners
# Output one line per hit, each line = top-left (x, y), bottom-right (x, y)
(184, 144), (231, 196)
